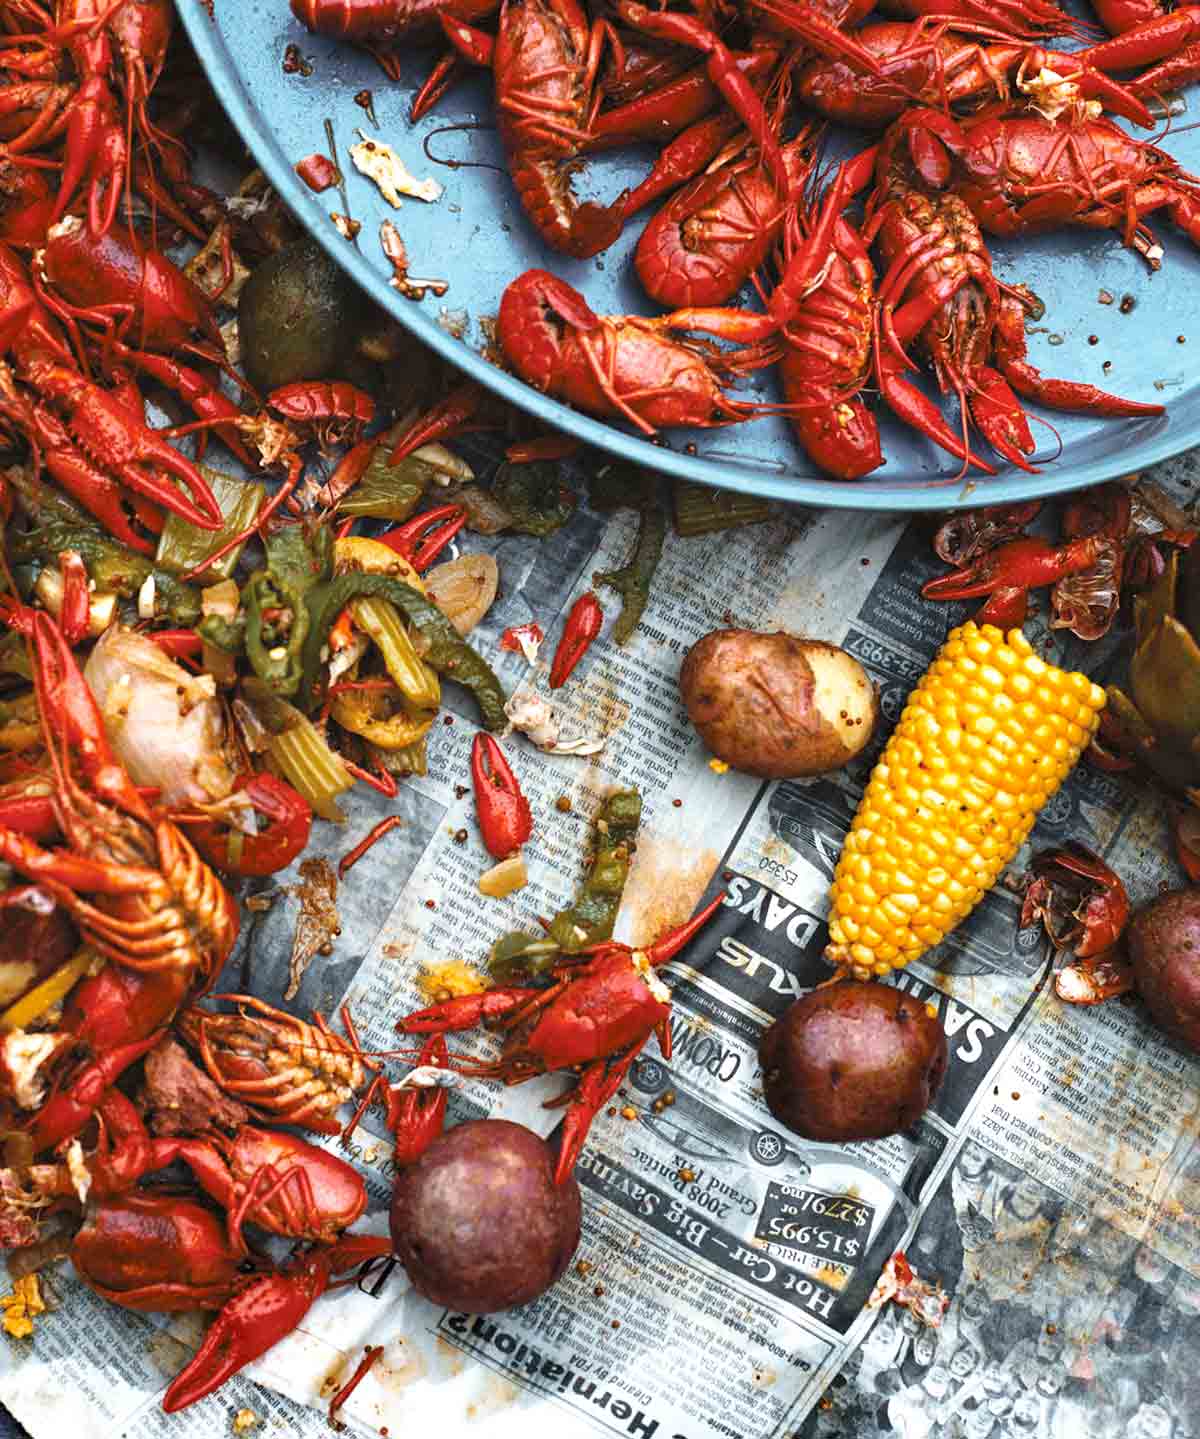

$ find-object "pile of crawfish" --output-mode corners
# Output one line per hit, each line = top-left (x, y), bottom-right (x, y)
(295, 0), (1200, 477)
(0, 0), (718, 1416)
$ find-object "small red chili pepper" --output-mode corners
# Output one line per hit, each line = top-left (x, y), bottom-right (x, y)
(296, 152), (339, 193)
(377, 504), (467, 572)
(470, 732), (532, 859)
(549, 591), (603, 689)
(150, 629), (203, 661)
(57, 550), (90, 644)
(1173, 807), (1200, 885)
(500, 622), (544, 655)
(186, 773), (313, 878)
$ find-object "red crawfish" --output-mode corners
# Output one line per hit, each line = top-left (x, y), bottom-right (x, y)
(863, 110), (1161, 475)
(1021, 843), (1132, 957)
(436, 6), (785, 255)
(932, 501), (1043, 567)
(918, 109), (1200, 270)
(85, 1088), (373, 1247)
(490, 0), (629, 259)
(652, 161), (996, 473)
(876, 0), (1082, 39)
(776, 211), (881, 481)
(291, 0), (498, 45)
(1021, 844), (1135, 1007)
(32, 0), (175, 235)
(71, 1192), (390, 1413)
(162, 1233), (390, 1413)
(176, 994), (370, 1136)
(399, 895), (724, 1184)
(634, 123), (822, 310)
(922, 534), (1116, 626)
(34, 214), (251, 462)
(794, 19), (1158, 129)
(0, 605), (238, 1154)
(497, 268), (772, 434)
(1050, 483), (1132, 641)
(0, 243), (224, 534)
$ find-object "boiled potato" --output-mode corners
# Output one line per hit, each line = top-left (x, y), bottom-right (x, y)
(759, 982), (947, 1142)
(390, 1119), (581, 1312)
(1127, 887), (1200, 1053)
(680, 629), (877, 778)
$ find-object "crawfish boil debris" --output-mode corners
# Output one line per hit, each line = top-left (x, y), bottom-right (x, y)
(2, 0), (1200, 1423)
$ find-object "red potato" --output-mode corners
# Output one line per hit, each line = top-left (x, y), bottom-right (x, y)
(1127, 887), (1200, 1054)
(390, 1119), (581, 1312)
(680, 630), (878, 779)
(759, 982), (947, 1142)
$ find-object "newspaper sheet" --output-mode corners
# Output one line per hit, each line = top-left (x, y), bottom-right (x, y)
(2, 449), (1198, 1439)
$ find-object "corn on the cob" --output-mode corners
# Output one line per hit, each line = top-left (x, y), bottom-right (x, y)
(826, 623), (1106, 980)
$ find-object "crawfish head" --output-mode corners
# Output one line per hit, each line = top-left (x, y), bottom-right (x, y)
(71, 1192), (255, 1311)
(932, 501), (1042, 567)
(511, 947), (672, 1073)
(1020, 843), (1131, 958)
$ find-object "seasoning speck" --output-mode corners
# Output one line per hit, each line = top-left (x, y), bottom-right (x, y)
(620, 1105), (637, 1121)
(555, 795), (572, 813)
(1098, 289), (1115, 305)
(453, 829), (468, 845)
(672, 798), (683, 808)
(425, 899), (437, 911)
(1087, 335), (1098, 345)
(575, 1260), (594, 1277)
(1119, 294), (1136, 314)
(282, 44), (312, 75)
(678, 1167), (696, 1183)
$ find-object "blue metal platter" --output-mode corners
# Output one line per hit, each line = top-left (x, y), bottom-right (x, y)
(177, 0), (1200, 510)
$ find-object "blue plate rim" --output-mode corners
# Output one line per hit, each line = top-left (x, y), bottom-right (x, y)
(176, 0), (1191, 512)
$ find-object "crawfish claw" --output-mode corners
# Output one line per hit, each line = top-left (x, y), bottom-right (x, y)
(162, 1260), (328, 1413)
(399, 988), (536, 1034)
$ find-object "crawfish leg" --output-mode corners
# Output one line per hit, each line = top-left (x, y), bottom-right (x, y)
(993, 295), (1164, 417)
(553, 1037), (650, 1185)
(969, 368), (1038, 470)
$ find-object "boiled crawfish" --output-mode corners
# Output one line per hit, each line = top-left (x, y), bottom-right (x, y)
(399, 894), (724, 1183)
(177, 993), (370, 1136)
(634, 122), (821, 308)
(927, 108), (1200, 270)
(0, 606), (238, 1128)
(862, 109), (1163, 471)
(498, 267), (771, 432)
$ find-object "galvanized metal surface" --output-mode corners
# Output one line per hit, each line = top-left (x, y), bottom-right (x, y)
(180, 0), (1200, 510)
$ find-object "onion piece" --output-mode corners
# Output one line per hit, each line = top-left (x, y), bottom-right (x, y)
(84, 626), (237, 807)
(424, 554), (499, 636)
(478, 854), (528, 898)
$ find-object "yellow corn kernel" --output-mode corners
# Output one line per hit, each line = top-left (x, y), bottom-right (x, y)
(826, 624), (1105, 981)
